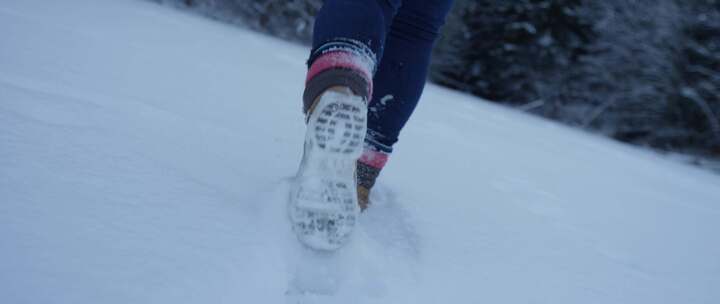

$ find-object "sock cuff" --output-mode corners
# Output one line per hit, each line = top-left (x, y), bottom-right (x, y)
(307, 38), (376, 76)
(303, 40), (376, 113)
(359, 147), (389, 169)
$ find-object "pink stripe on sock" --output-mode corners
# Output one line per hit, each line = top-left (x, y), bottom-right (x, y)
(359, 149), (389, 169)
(306, 51), (373, 97)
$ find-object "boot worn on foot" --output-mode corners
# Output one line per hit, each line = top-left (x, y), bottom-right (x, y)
(289, 41), (375, 250)
(356, 146), (388, 210)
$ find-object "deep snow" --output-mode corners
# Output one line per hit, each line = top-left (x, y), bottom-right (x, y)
(1, 0), (719, 303)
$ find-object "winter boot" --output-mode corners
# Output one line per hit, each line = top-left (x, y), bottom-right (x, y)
(289, 42), (375, 250)
(356, 146), (389, 210)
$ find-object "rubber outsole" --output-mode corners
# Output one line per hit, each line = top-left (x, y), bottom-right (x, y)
(289, 90), (367, 250)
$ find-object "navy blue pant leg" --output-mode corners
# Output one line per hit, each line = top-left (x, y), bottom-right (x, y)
(310, 0), (454, 153)
(311, 0), (401, 63)
(366, 0), (455, 153)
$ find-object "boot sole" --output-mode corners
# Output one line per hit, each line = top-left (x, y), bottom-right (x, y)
(289, 90), (367, 250)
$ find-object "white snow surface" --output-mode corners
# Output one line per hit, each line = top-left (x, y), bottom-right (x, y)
(1, 1), (719, 303)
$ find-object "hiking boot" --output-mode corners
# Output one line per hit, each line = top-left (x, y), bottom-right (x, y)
(356, 146), (388, 210)
(289, 45), (374, 250)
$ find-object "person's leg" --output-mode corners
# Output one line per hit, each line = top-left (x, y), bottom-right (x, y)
(367, 0), (455, 150)
(291, 0), (403, 249)
(357, 0), (455, 206)
(303, 0), (402, 113)
(311, 0), (401, 64)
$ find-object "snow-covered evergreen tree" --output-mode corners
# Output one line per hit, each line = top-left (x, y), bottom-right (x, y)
(154, 0), (320, 42)
(557, 0), (683, 143)
(431, 0), (594, 106)
(669, 0), (720, 155)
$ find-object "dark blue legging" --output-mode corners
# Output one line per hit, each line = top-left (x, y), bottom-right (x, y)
(312, 0), (455, 153)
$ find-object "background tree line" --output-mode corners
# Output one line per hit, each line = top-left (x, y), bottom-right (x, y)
(154, 0), (720, 162)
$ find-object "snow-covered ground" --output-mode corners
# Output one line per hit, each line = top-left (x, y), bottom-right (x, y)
(1, 0), (719, 303)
